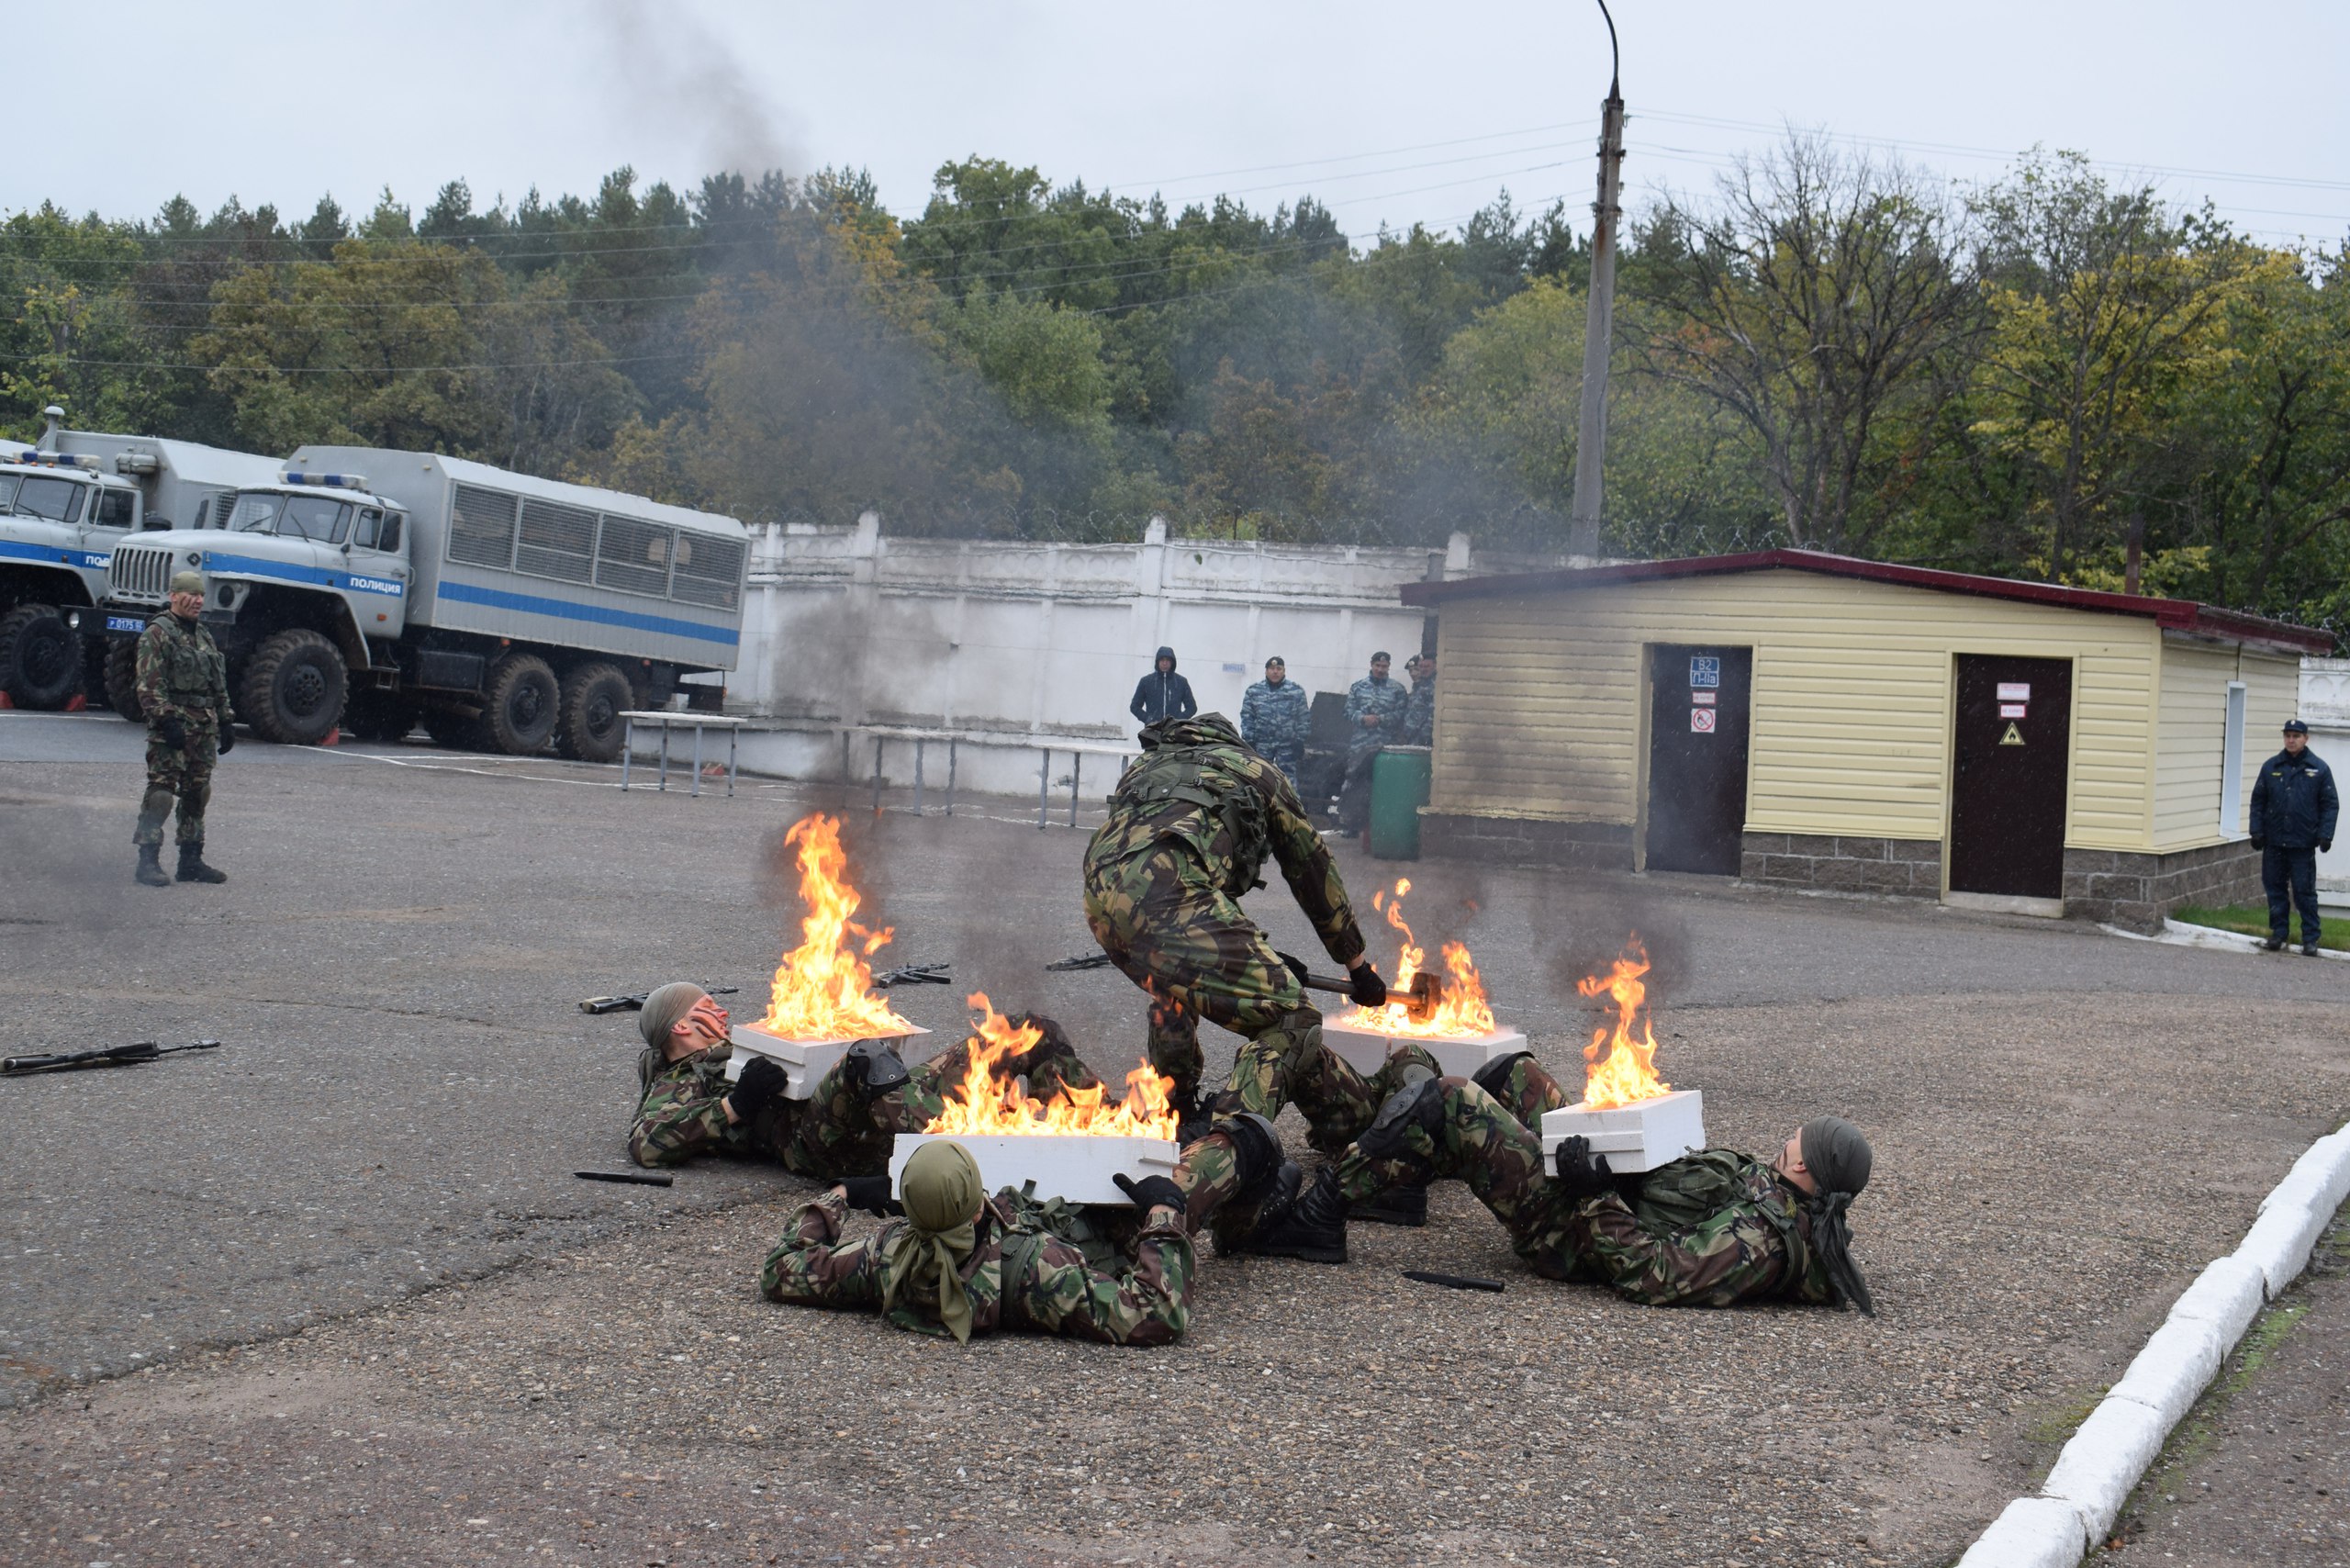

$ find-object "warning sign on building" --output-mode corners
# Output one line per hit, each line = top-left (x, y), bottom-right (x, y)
(1999, 722), (2026, 745)
(1691, 708), (1717, 734)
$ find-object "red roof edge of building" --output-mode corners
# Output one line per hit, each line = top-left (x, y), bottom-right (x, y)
(1399, 548), (2335, 654)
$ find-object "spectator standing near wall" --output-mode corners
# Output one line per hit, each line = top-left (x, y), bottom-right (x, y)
(1403, 655), (1438, 748)
(1337, 651), (1408, 833)
(2251, 718), (2338, 955)
(1239, 655), (1312, 784)
(1130, 645), (1196, 730)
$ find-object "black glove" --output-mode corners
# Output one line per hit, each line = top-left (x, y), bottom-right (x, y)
(1348, 963), (1388, 1009)
(155, 714), (188, 751)
(1552, 1135), (1615, 1201)
(216, 725), (235, 755)
(839, 1175), (899, 1216)
(728, 1056), (789, 1120)
(2249, 836), (2265, 851)
(1279, 951), (1311, 987)
(1114, 1172), (1186, 1215)
(2322, 841), (2333, 855)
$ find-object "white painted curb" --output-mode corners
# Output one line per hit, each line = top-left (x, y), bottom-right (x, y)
(2097, 919), (2350, 962)
(1953, 1119), (2350, 1567)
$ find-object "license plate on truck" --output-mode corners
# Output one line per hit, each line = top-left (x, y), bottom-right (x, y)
(106, 614), (147, 635)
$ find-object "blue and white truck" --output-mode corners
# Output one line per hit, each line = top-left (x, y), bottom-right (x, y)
(98, 447), (748, 756)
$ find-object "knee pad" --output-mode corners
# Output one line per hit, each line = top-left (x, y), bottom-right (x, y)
(1470, 1050), (1534, 1099)
(1359, 1076), (1445, 1162)
(1217, 1110), (1281, 1191)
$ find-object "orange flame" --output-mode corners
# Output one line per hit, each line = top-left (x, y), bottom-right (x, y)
(923, 994), (1180, 1139)
(758, 812), (915, 1040)
(1578, 936), (1671, 1108)
(1342, 878), (1498, 1039)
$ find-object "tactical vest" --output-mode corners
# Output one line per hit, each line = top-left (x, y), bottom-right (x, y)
(1110, 745), (1272, 892)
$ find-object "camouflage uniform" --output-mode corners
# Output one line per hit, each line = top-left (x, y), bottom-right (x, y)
(133, 610), (229, 848)
(1331, 1063), (1836, 1307)
(1337, 674), (1409, 830)
(629, 1030), (1102, 1178)
(1238, 677), (1313, 784)
(1081, 713), (1367, 1105)
(1402, 676), (1437, 748)
(761, 1187), (1193, 1345)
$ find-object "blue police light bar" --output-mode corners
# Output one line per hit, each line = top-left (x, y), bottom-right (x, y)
(9, 450), (97, 469)
(281, 471), (370, 490)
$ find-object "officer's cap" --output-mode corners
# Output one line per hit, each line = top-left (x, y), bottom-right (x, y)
(2284, 719), (2310, 735)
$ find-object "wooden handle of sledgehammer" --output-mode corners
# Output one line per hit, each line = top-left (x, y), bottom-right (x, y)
(1294, 969), (1442, 1025)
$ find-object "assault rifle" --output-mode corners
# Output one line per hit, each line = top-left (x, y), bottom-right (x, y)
(579, 985), (739, 1015)
(873, 961), (950, 990)
(1046, 951), (1115, 972)
(4, 1039), (223, 1077)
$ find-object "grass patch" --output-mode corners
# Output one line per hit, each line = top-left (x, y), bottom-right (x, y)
(2169, 902), (2346, 952)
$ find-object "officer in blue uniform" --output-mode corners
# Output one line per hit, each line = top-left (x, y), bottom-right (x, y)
(2249, 719), (2337, 955)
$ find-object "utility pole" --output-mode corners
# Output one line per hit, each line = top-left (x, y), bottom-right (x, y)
(1566, 1), (1624, 562)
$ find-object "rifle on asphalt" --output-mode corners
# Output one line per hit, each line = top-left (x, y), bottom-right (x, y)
(578, 985), (740, 1015)
(3, 1039), (223, 1076)
(873, 961), (950, 990)
(1046, 951), (1115, 972)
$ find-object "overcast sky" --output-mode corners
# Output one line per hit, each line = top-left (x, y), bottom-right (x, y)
(22, 1), (2350, 248)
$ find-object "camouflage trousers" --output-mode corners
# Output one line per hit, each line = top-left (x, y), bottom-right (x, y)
(773, 1030), (1103, 1180)
(136, 722), (218, 846)
(1081, 844), (1308, 1104)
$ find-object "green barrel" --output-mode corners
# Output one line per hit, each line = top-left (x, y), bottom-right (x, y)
(1368, 745), (1433, 859)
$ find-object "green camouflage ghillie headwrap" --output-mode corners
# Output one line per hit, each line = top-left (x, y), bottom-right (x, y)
(638, 982), (708, 1049)
(1137, 712), (1241, 751)
(881, 1140), (983, 1342)
(1798, 1115), (1875, 1316)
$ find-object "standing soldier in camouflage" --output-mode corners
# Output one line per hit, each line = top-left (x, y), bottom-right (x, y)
(1337, 652), (1409, 833)
(626, 982), (1102, 1178)
(1256, 1055), (1878, 1313)
(1402, 655), (1438, 748)
(1238, 655), (1312, 786)
(1081, 712), (1389, 1129)
(132, 570), (233, 886)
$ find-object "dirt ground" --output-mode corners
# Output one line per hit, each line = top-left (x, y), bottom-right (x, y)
(4, 712), (2347, 1566)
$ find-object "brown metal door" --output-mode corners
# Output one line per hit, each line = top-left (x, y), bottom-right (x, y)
(1948, 655), (2073, 898)
(1644, 645), (1752, 875)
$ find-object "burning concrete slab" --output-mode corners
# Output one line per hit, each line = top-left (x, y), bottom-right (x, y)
(1322, 1018), (1528, 1079)
(1328, 876), (1525, 1076)
(889, 1132), (1179, 1206)
(1539, 1089), (1707, 1174)
(724, 1022), (934, 1101)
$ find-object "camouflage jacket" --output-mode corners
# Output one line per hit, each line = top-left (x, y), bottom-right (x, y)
(1572, 1152), (1831, 1308)
(760, 1188), (1194, 1345)
(628, 1041), (797, 1168)
(1238, 678), (1312, 756)
(1402, 680), (1436, 747)
(1343, 675), (1409, 756)
(135, 611), (229, 726)
(1086, 715), (1366, 965)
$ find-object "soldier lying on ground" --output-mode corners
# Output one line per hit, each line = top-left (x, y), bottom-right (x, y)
(1251, 1054), (1877, 1312)
(627, 982), (1102, 1179)
(1082, 712), (1388, 1137)
(761, 1109), (1299, 1345)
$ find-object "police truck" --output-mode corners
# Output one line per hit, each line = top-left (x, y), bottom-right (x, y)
(98, 447), (747, 756)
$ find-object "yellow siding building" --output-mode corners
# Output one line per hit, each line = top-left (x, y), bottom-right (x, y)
(1402, 551), (2327, 930)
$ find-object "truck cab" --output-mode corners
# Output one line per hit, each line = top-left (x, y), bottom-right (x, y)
(102, 470), (411, 744)
(0, 449), (143, 708)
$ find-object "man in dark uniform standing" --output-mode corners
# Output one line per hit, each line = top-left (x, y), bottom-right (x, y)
(132, 570), (232, 886)
(2250, 718), (2336, 955)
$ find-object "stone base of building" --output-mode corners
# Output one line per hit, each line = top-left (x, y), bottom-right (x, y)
(1740, 833), (1942, 897)
(1418, 812), (1633, 869)
(2062, 841), (2262, 933)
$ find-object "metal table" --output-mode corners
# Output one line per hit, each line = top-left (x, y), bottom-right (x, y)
(620, 711), (745, 798)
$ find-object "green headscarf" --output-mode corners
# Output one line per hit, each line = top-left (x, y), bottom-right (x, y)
(879, 1141), (984, 1342)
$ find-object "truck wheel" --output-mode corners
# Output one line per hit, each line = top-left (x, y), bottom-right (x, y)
(476, 652), (558, 755)
(238, 628), (347, 745)
(0, 604), (81, 710)
(421, 706), (477, 750)
(103, 640), (145, 722)
(555, 662), (632, 763)
(345, 690), (421, 743)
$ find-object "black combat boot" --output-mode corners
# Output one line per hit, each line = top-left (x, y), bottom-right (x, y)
(134, 844), (170, 887)
(1351, 1182), (1428, 1226)
(1239, 1165), (1349, 1264)
(175, 842), (228, 884)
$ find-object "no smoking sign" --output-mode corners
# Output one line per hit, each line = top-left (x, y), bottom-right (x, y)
(1689, 708), (1717, 734)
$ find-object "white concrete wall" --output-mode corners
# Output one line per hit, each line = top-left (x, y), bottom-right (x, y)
(2302, 656), (2349, 905)
(720, 514), (1513, 795)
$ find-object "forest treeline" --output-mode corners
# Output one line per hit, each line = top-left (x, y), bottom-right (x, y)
(2, 136), (2344, 635)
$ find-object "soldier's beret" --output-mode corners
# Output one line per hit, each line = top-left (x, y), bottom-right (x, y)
(169, 571), (205, 595)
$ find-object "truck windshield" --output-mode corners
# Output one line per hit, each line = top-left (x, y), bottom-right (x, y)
(227, 491), (351, 543)
(4, 475), (87, 523)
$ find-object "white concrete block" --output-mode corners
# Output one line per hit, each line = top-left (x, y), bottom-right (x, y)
(1539, 1091), (1707, 1174)
(1319, 1019), (1528, 1080)
(2236, 1201), (2328, 1297)
(1953, 1497), (2090, 1568)
(2165, 1254), (2266, 1340)
(2275, 1126), (2350, 1212)
(2040, 1395), (2172, 1540)
(889, 1133), (1178, 1206)
(2106, 1316), (2229, 1428)
(726, 1023), (933, 1101)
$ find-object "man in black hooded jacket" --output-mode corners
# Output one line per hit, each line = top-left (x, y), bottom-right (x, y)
(1129, 646), (1196, 728)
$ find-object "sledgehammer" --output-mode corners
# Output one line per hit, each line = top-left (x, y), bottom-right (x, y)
(1280, 953), (1443, 1025)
